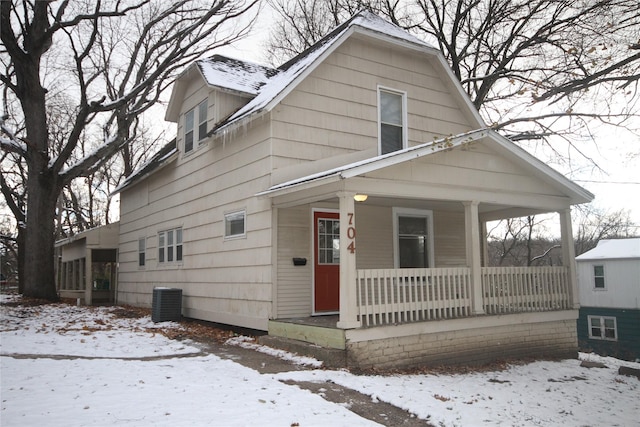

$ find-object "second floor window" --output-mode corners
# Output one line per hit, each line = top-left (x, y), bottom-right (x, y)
(184, 99), (208, 153)
(379, 88), (406, 155)
(184, 109), (195, 153)
(158, 228), (183, 263)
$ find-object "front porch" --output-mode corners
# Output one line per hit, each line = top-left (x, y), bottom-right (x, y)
(270, 266), (573, 347)
(262, 130), (591, 367)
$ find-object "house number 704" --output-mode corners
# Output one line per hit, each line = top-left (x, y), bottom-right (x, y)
(347, 212), (356, 253)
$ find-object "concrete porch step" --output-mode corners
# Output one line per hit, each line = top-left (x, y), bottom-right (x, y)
(258, 335), (347, 369)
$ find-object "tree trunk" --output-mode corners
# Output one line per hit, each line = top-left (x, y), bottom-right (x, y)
(22, 167), (60, 301)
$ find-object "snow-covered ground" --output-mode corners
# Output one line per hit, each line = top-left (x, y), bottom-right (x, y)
(1, 295), (638, 427)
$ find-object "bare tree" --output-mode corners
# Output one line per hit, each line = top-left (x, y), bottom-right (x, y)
(0, 0), (259, 300)
(572, 205), (638, 255)
(486, 206), (638, 266)
(487, 215), (561, 266)
(266, 1), (640, 157)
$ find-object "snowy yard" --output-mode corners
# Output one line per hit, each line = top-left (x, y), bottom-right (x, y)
(1, 294), (638, 427)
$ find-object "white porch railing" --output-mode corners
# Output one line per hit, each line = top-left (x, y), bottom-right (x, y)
(355, 266), (571, 327)
(356, 268), (472, 326)
(481, 266), (570, 314)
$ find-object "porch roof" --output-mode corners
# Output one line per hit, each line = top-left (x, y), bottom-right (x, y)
(257, 129), (594, 212)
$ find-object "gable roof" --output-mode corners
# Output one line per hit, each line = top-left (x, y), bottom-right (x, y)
(208, 10), (484, 135)
(258, 128), (594, 206)
(576, 238), (640, 261)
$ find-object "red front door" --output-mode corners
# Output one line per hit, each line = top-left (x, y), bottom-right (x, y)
(314, 211), (340, 312)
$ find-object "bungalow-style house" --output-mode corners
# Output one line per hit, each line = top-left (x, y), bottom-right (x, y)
(114, 11), (593, 368)
(576, 238), (640, 361)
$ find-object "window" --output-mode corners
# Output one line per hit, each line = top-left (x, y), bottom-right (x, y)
(393, 208), (434, 268)
(138, 238), (146, 267)
(184, 99), (208, 153)
(593, 265), (605, 289)
(184, 109), (194, 153)
(588, 315), (617, 341)
(198, 99), (208, 141)
(158, 228), (183, 264)
(225, 210), (246, 239)
(379, 88), (406, 155)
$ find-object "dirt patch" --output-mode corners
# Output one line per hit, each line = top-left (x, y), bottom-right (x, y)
(281, 379), (433, 426)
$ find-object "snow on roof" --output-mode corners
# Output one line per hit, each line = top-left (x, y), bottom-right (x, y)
(576, 238), (640, 260)
(111, 139), (177, 195)
(197, 55), (277, 96)
(211, 10), (436, 135)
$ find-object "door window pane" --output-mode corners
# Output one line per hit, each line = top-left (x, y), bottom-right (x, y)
(318, 218), (339, 264)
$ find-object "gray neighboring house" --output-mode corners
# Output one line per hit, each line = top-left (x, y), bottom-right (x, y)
(112, 11), (594, 368)
(576, 238), (640, 361)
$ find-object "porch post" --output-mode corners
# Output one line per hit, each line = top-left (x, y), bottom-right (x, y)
(559, 208), (579, 309)
(84, 251), (92, 306)
(464, 201), (485, 315)
(336, 191), (361, 329)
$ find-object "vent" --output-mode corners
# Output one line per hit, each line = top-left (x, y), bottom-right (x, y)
(152, 287), (182, 323)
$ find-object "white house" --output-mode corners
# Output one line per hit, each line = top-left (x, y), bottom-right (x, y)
(113, 11), (593, 368)
(576, 238), (640, 361)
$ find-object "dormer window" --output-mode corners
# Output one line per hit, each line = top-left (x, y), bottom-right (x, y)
(184, 99), (208, 153)
(378, 87), (407, 155)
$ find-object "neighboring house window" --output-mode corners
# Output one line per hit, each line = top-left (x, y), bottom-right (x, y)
(593, 265), (605, 289)
(158, 228), (183, 263)
(393, 208), (434, 268)
(184, 99), (208, 153)
(588, 315), (617, 341)
(138, 238), (146, 267)
(379, 87), (407, 155)
(225, 210), (246, 239)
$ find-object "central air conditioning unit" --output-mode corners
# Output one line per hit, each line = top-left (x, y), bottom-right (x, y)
(152, 287), (183, 323)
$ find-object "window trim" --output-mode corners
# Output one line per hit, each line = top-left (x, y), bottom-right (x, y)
(138, 237), (146, 268)
(593, 264), (606, 290)
(587, 315), (617, 341)
(378, 86), (408, 156)
(157, 227), (183, 265)
(224, 209), (246, 240)
(392, 207), (435, 269)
